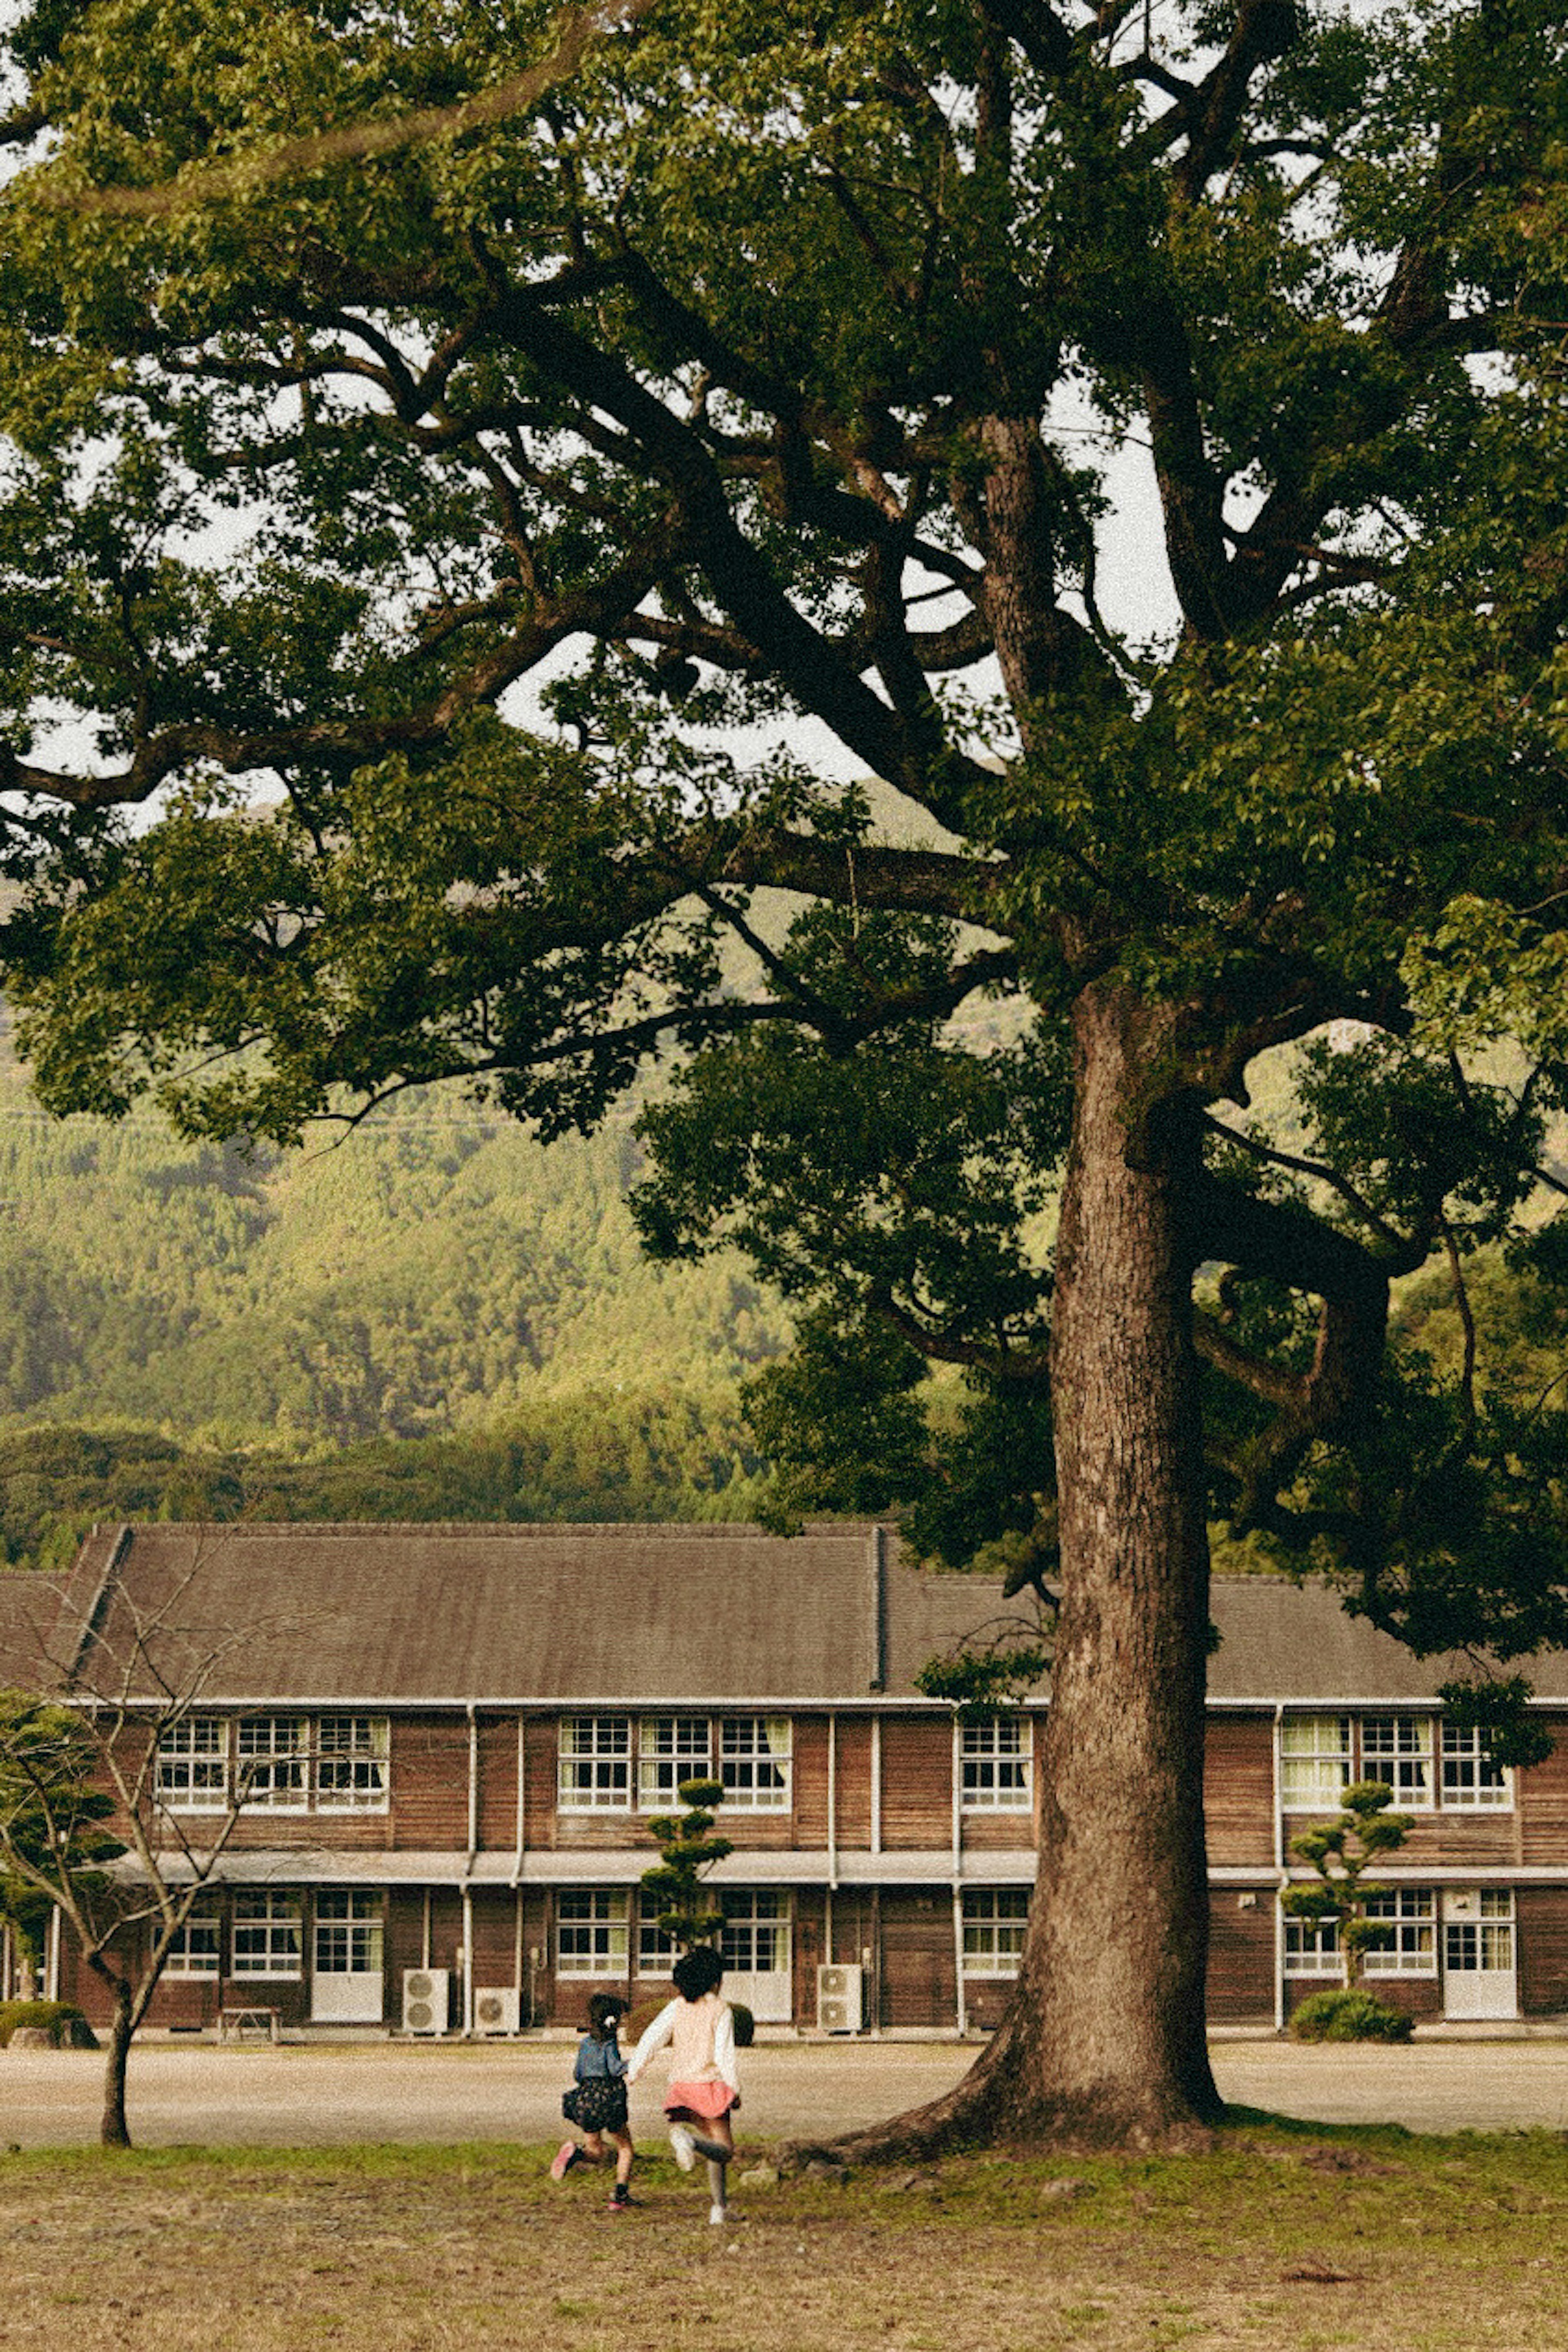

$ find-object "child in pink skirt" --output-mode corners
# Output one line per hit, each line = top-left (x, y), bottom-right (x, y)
(627, 1946), (741, 2224)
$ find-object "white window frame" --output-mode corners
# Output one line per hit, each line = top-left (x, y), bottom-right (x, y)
(961, 1888), (1030, 1978)
(155, 1716), (229, 1812)
(635, 1913), (681, 1977)
(557, 1716), (633, 1811)
(236, 1715), (310, 1811)
(556, 1890), (630, 1976)
(1360, 1715), (1434, 1809)
(231, 1891), (303, 1980)
(165, 1902), (222, 1978)
(1280, 1714), (1352, 1811)
(1283, 1914), (1344, 1977)
(719, 1887), (788, 1974)
(638, 1715), (712, 1810)
(960, 1718), (1033, 1812)
(718, 1716), (792, 1811)
(1361, 1887), (1437, 1976)
(315, 1716), (390, 1812)
(1440, 1723), (1513, 1811)
(312, 1890), (384, 1976)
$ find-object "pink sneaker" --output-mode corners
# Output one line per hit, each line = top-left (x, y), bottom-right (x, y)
(550, 2141), (581, 2181)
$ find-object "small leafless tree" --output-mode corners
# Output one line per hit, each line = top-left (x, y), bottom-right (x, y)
(0, 1538), (313, 2146)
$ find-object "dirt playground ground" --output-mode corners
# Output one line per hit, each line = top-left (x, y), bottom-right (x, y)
(8, 2034), (1568, 2147)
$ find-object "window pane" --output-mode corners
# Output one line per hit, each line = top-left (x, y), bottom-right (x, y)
(960, 1719), (1032, 1811)
(1281, 1715), (1351, 1810)
(638, 1715), (711, 1808)
(232, 1892), (303, 1978)
(165, 1906), (221, 1977)
(961, 1889), (1030, 1976)
(1361, 1716), (1432, 1805)
(316, 1716), (388, 1810)
(236, 1716), (308, 1808)
(556, 1891), (630, 1975)
(558, 1717), (633, 1809)
(1440, 1724), (1512, 1810)
(155, 1717), (228, 1809)
(719, 1717), (792, 1810)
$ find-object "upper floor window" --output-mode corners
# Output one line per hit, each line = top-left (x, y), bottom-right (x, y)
(155, 1715), (390, 1814)
(639, 1715), (712, 1810)
(236, 1716), (309, 1809)
(719, 1716), (792, 1810)
(1282, 1713), (1512, 1813)
(1360, 1715), (1433, 1808)
(155, 1716), (229, 1811)
(1440, 1724), (1512, 1811)
(558, 1716), (633, 1810)
(316, 1716), (389, 1811)
(960, 1718), (1033, 1811)
(1280, 1715), (1352, 1811)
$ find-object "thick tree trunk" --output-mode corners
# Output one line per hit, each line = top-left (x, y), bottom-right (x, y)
(805, 984), (1222, 2160)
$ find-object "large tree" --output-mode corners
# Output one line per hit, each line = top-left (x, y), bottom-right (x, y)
(2, 0), (1568, 2148)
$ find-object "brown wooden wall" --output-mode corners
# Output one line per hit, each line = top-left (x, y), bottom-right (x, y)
(1204, 1716), (1274, 1866)
(1207, 1890), (1276, 2023)
(1519, 1885), (1568, 2016)
(879, 1719), (953, 1850)
(877, 1888), (956, 2027)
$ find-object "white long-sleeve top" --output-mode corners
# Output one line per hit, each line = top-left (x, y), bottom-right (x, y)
(626, 1991), (739, 2094)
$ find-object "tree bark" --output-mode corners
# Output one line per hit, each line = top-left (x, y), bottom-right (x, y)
(89, 1961), (135, 2148)
(800, 983), (1222, 2159)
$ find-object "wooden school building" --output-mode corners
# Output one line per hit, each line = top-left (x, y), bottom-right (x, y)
(3, 1519), (1568, 2035)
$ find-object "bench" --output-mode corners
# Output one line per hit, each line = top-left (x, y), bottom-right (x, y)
(219, 2005), (281, 2043)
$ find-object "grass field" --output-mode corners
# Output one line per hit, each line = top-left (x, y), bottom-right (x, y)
(1, 2113), (1565, 2352)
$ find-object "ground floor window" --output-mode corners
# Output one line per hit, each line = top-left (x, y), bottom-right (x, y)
(232, 1891), (303, 1978)
(1445, 1889), (1515, 1972)
(1283, 1915), (1343, 1976)
(719, 1889), (788, 1973)
(1361, 1888), (1437, 1976)
(961, 1889), (1030, 1977)
(165, 1904), (221, 1977)
(556, 1890), (630, 1976)
(313, 1891), (383, 1976)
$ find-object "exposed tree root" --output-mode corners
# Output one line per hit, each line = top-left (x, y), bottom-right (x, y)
(780, 2069), (1223, 2172)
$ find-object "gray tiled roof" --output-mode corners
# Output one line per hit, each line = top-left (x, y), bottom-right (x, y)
(1, 1527), (1565, 1708)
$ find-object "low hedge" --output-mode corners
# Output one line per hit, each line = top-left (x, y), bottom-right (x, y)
(1288, 1987), (1415, 2043)
(0, 1999), (98, 2049)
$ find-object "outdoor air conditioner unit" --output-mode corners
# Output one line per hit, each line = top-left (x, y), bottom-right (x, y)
(402, 1967), (451, 2035)
(473, 1986), (522, 2036)
(816, 1962), (864, 2034)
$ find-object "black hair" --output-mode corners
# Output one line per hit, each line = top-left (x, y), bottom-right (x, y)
(672, 1945), (724, 2002)
(586, 1992), (624, 2041)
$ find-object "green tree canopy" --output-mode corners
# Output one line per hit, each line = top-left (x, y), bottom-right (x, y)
(1, 0), (1567, 2149)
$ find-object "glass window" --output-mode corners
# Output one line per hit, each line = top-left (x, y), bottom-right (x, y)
(155, 1717), (228, 1811)
(232, 1891), (303, 1979)
(719, 1889), (787, 1973)
(316, 1717), (389, 1811)
(1281, 1715), (1352, 1810)
(1360, 1716), (1433, 1806)
(1441, 1724), (1512, 1810)
(638, 1715), (712, 1809)
(719, 1717), (792, 1811)
(961, 1888), (1030, 1977)
(558, 1717), (633, 1810)
(1283, 1914), (1343, 1976)
(960, 1719), (1033, 1811)
(1361, 1888), (1437, 1975)
(313, 1891), (383, 1975)
(165, 1904), (221, 1978)
(636, 1915), (681, 1977)
(556, 1891), (630, 1976)
(236, 1716), (309, 1809)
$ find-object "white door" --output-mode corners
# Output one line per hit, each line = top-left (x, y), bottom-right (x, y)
(312, 1891), (385, 2023)
(1443, 1889), (1517, 2020)
(720, 1890), (792, 2024)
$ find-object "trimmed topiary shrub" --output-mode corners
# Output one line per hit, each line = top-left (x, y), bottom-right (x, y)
(0, 1999), (97, 2049)
(1288, 1987), (1414, 2043)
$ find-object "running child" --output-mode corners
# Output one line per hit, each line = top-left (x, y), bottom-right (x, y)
(551, 1992), (636, 2211)
(626, 1947), (741, 2225)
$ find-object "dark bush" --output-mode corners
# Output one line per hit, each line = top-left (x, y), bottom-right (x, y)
(1288, 1987), (1414, 2043)
(0, 1999), (97, 2048)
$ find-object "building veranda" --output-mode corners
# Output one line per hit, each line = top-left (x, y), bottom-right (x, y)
(1, 1521), (1564, 2037)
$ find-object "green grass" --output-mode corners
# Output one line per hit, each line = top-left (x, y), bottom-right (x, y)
(1, 2118), (1566, 2350)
